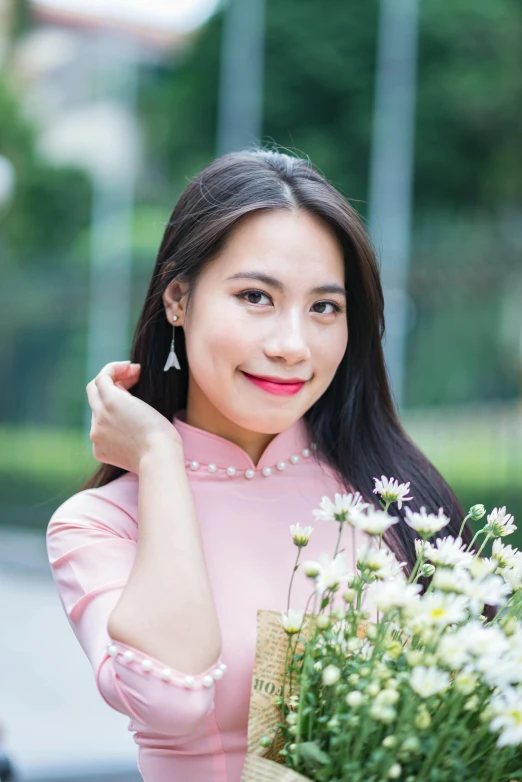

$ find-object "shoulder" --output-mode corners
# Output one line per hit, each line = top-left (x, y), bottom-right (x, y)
(47, 472), (139, 548)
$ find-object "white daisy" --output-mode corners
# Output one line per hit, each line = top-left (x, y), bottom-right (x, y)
(365, 579), (422, 613)
(312, 492), (369, 525)
(424, 536), (474, 568)
(373, 476), (413, 509)
(414, 592), (469, 629)
(484, 506), (517, 538)
(431, 567), (469, 594)
(280, 609), (305, 635)
(467, 556), (500, 580)
(436, 631), (470, 669)
(462, 572), (512, 615)
(350, 506), (399, 536)
(489, 686), (522, 747)
(404, 507), (451, 537)
(409, 665), (451, 698)
(456, 621), (510, 661)
(500, 566), (522, 592)
(357, 545), (406, 580)
(314, 552), (354, 595)
(492, 539), (522, 570)
(289, 523), (314, 547)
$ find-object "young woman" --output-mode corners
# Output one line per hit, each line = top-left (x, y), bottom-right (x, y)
(46, 148), (474, 782)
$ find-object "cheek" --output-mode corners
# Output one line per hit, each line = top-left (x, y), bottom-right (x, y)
(315, 323), (348, 375)
(185, 315), (251, 376)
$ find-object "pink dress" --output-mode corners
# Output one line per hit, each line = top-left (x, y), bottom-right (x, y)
(46, 410), (378, 781)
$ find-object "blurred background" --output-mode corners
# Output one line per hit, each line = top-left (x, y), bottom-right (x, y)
(0, 0), (521, 778)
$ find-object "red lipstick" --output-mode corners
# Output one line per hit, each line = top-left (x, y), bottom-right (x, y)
(240, 371), (306, 396)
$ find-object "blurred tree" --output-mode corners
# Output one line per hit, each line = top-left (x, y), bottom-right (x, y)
(0, 76), (92, 268)
(138, 0), (522, 212)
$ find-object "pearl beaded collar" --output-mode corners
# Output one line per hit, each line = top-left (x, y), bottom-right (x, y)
(184, 442), (317, 479)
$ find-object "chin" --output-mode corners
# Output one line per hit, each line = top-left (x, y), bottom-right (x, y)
(227, 402), (307, 434)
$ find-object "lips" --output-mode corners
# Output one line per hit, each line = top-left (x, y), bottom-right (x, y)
(240, 371), (307, 397)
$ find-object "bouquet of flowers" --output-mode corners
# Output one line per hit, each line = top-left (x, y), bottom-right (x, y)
(248, 478), (522, 782)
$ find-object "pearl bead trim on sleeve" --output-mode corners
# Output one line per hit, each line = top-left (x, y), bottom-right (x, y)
(106, 642), (226, 689)
(185, 443), (316, 479)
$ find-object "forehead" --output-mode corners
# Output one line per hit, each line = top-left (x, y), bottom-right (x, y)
(211, 208), (345, 281)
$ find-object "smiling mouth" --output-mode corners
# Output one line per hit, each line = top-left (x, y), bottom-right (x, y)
(240, 371), (308, 396)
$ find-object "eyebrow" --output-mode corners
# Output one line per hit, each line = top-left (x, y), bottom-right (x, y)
(225, 272), (347, 298)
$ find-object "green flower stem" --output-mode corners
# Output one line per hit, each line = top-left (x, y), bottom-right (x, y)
(287, 547), (303, 612)
(416, 690), (466, 777)
(277, 634), (294, 748)
(333, 518), (345, 558)
(294, 598), (320, 758)
(289, 589), (317, 695)
(458, 512), (472, 539)
(407, 552), (425, 584)
(466, 527), (485, 553)
(475, 532), (492, 559)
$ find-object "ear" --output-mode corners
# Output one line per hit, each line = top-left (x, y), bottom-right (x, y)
(162, 279), (190, 327)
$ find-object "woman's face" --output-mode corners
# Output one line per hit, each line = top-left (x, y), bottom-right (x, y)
(165, 208), (348, 448)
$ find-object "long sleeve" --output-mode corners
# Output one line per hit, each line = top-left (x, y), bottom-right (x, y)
(46, 477), (227, 738)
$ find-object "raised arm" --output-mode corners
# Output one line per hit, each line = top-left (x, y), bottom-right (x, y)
(47, 361), (226, 738)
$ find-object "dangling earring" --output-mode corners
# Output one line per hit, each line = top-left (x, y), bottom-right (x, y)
(163, 314), (181, 371)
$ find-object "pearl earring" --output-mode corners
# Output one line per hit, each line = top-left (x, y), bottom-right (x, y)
(163, 314), (181, 371)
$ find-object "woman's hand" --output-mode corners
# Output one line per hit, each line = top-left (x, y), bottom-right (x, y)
(86, 361), (183, 474)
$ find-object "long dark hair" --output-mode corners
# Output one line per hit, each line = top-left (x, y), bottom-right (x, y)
(80, 146), (478, 597)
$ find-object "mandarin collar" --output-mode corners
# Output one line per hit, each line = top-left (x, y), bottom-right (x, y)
(172, 409), (313, 472)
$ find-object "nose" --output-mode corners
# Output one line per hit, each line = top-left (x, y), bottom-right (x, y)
(263, 309), (312, 364)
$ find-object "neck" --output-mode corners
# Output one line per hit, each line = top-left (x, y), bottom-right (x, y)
(184, 385), (277, 468)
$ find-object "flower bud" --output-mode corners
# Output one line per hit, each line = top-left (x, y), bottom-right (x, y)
(401, 736), (420, 753)
(302, 560), (320, 578)
(388, 763), (402, 779)
(469, 504), (486, 521)
(286, 713), (297, 725)
(419, 563), (435, 578)
(382, 735), (397, 748)
(367, 682), (381, 697)
(464, 695), (479, 712)
(322, 664), (341, 686)
(366, 623), (378, 640)
(386, 641), (403, 659)
(414, 706), (431, 730)
(500, 615), (517, 636)
(376, 688), (399, 706)
(327, 716), (340, 730)
(370, 704), (396, 724)
(316, 615), (330, 630)
(346, 690), (364, 708)
(347, 636), (363, 652)
(348, 673), (360, 685)
(406, 650), (423, 666)
(454, 672), (477, 695)
(343, 588), (356, 603)
(259, 735), (272, 748)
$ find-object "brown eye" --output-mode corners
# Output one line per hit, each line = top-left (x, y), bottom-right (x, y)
(237, 290), (272, 305)
(313, 301), (342, 315)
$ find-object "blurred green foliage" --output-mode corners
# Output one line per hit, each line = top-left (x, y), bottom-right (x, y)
(0, 76), (92, 267)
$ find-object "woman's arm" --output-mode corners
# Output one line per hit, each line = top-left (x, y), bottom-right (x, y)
(107, 437), (222, 676)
